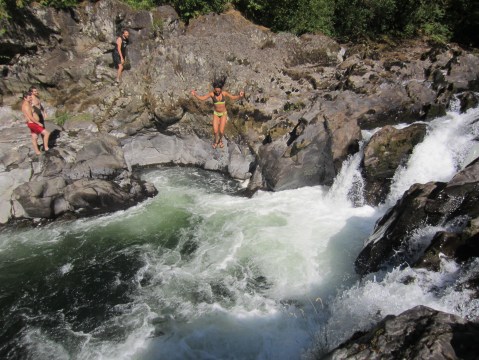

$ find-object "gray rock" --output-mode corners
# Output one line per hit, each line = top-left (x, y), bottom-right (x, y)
(457, 91), (479, 114)
(12, 177), (67, 218)
(228, 143), (254, 180)
(322, 305), (479, 360)
(362, 124), (427, 205)
(0, 168), (32, 223)
(355, 156), (479, 275)
(121, 133), (245, 175)
(64, 178), (126, 212)
(63, 178), (157, 216)
(445, 157), (479, 197)
(0, 106), (157, 224)
(66, 137), (127, 180)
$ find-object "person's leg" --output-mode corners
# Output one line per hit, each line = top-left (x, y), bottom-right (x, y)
(36, 112), (46, 145)
(30, 133), (41, 155)
(212, 115), (220, 148)
(41, 129), (50, 151)
(117, 63), (124, 82)
(218, 115), (227, 147)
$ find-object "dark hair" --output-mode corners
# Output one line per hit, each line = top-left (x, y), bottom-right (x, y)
(28, 86), (37, 92)
(22, 91), (32, 99)
(212, 75), (227, 89)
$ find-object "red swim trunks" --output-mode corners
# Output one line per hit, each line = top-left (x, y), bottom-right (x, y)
(27, 122), (45, 135)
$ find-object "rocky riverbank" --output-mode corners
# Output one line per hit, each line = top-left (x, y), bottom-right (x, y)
(1, 1), (479, 358)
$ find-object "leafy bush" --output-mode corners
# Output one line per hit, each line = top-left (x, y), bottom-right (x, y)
(1, 0), (476, 46)
(123, 0), (157, 10)
(446, 0), (479, 46)
(53, 112), (69, 127)
(166, 0), (230, 21)
(234, 0), (333, 35)
(38, 0), (78, 8)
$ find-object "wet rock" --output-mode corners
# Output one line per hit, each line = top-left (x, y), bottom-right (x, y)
(12, 177), (67, 218)
(415, 227), (479, 272)
(456, 91), (479, 114)
(445, 158), (479, 196)
(256, 92), (361, 191)
(362, 124), (427, 205)
(355, 181), (447, 275)
(63, 178), (155, 216)
(355, 157), (479, 275)
(0, 167), (33, 223)
(323, 305), (479, 360)
(227, 143), (254, 180)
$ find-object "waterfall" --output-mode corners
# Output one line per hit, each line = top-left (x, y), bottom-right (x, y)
(327, 141), (366, 207)
(387, 104), (479, 205)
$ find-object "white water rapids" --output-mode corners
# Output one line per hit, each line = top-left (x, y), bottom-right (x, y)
(1, 104), (479, 360)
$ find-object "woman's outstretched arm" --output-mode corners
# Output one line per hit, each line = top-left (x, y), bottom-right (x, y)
(223, 90), (245, 101)
(191, 90), (212, 101)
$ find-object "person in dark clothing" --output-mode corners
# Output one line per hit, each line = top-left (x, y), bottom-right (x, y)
(112, 29), (129, 83)
(29, 86), (46, 128)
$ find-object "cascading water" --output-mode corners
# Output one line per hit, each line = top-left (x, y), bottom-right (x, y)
(387, 100), (479, 205)
(1, 104), (479, 360)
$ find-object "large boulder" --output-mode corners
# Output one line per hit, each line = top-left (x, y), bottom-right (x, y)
(12, 177), (67, 218)
(255, 91), (362, 191)
(322, 305), (479, 360)
(63, 178), (156, 216)
(415, 159), (479, 271)
(362, 124), (427, 205)
(11, 169), (157, 221)
(65, 136), (127, 180)
(355, 158), (479, 275)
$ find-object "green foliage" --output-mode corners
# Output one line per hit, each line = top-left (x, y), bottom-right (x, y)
(332, 0), (457, 43)
(152, 16), (164, 35)
(234, 0), (334, 35)
(39, 0), (78, 8)
(445, 0), (479, 46)
(166, 0), (230, 21)
(1, 0), (476, 47)
(53, 111), (69, 127)
(0, 0), (8, 20)
(123, 0), (156, 11)
(411, 0), (451, 43)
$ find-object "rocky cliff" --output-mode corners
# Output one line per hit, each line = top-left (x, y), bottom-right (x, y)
(2, 1), (478, 201)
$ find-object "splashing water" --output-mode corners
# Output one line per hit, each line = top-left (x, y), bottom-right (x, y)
(0, 168), (379, 360)
(328, 142), (366, 207)
(387, 105), (479, 205)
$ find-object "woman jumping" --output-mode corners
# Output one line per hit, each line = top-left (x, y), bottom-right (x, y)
(191, 76), (244, 149)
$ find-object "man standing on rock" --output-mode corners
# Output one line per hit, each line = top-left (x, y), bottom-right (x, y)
(191, 76), (244, 149)
(22, 91), (50, 155)
(112, 29), (129, 84)
(29, 85), (47, 128)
